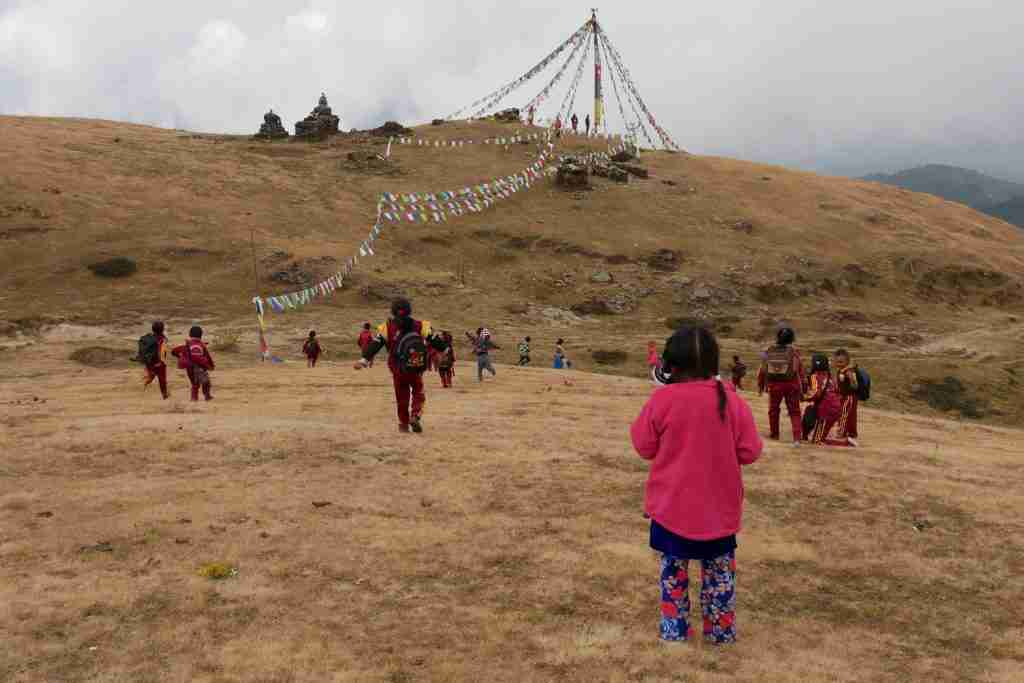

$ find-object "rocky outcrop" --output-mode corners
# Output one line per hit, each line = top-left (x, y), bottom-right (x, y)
(495, 108), (521, 122)
(254, 109), (288, 139)
(617, 163), (648, 179)
(370, 121), (413, 137)
(295, 93), (340, 138)
(556, 159), (590, 190)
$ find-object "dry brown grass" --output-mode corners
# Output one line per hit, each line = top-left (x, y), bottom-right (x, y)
(1, 346), (1022, 682)
(2, 116), (1024, 429)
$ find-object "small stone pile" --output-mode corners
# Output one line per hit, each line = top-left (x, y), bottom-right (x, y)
(254, 109), (288, 139)
(295, 92), (341, 138)
(556, 157), (590, 190)
(495, 108), (521, 123)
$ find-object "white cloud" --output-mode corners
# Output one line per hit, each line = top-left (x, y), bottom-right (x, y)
(0, 0), (1022, 180)
(189, 20), (247, 72)
(286, 9), (329, 35)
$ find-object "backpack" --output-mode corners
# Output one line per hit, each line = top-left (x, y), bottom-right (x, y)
(394, 329), (428, 374)
(802, 404), (818, 440)
(138, 334), (159, 366)
(436, 346), (454, 370)
(855, 367), (871, 401)
(764, 346), (797, 382)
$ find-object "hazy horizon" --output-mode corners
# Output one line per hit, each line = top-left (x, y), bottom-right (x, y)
(3, 0), (1022, 182)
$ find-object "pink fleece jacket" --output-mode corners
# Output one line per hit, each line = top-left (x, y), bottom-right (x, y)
(631, 379), (763, 540)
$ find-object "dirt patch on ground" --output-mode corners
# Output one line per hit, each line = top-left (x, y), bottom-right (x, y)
(68, 346), (131, 368)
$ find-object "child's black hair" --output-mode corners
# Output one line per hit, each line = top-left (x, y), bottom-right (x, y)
(391, 298), (412, 318)
(556, 338), (565, 345)
(308, 330), (316, 338)
(834, 348), (850, 359)
(733, 355), (740, 362)
(777, 327), (795, 346)
(525, 336), (531, 342)
(662, 326), (727, 421)
(189, 325), (203, 339)
(811, 353), (830, 372)
(363, 322), (371, 330)
(152, 321), (164, 335)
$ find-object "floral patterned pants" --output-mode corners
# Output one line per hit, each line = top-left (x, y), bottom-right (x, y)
(659, 552), (737, 644)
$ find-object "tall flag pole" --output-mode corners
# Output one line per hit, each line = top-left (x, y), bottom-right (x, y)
(591, 9), (604, 134)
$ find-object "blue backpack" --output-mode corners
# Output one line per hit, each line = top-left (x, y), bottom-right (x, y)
(855, 367), (871, 401)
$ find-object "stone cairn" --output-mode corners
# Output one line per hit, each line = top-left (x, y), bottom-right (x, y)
(254, 109), (289, 139)
(295, 92), (341, 138)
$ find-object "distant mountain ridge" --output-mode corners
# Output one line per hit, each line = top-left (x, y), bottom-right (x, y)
(863, 164), (1024, 228)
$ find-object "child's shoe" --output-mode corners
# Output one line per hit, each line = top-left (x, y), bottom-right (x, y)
(410, 417), (423, 433)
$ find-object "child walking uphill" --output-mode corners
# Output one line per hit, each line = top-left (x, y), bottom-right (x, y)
(518, 337), (531, 366)
(139, 321), (170, 399)
(302, 331), (323, 368)
(357, 323), (374, 367)
(436, 331), (456, 388)
(465, 328), (499, 382)
(730, 355), (747, 390)
(631, 327), (763, 644)
(757, 327), (805, 446)
(171, 326), (215, 401)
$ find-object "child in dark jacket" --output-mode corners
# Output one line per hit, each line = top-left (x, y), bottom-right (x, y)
(302, 331), (323, 368)
(436, 331), (456, 388)
(172, 325), (215, 401)
(730, 355), (747, 390)
(631, 327), (763, 644)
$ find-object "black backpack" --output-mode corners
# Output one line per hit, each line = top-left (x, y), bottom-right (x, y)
(855, 367), (871, 401)
(137, 333), (159, 365)
(395, 329), (428, 374)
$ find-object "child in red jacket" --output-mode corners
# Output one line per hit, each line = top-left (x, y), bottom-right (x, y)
(357, 322), (374, 367)
(631, 326), (763, 644)
(172, 326), (215, 401)
(804, 353), (843, 445)
(302, 331), (323, 368)
(757, 327), (805, 446)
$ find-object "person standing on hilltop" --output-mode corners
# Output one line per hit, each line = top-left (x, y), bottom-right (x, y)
(139, 321), (170, 400)
(354, 298), (448, 433)
(585, 114), (591, 136)
(757, 327), (805, 446)
(571, 113), (579, 134)
(171, 326), (215, 402)
(631, 327), (763, 644)
(465, 328), (500, 382)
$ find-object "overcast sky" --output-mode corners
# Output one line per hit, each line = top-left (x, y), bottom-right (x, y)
(2, 0), (1022, 180)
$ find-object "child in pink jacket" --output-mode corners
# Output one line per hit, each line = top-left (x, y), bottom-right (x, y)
(631, 326), (763, 644)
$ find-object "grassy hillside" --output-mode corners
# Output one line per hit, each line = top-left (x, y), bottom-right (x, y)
(2, 116), (1024, 426)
